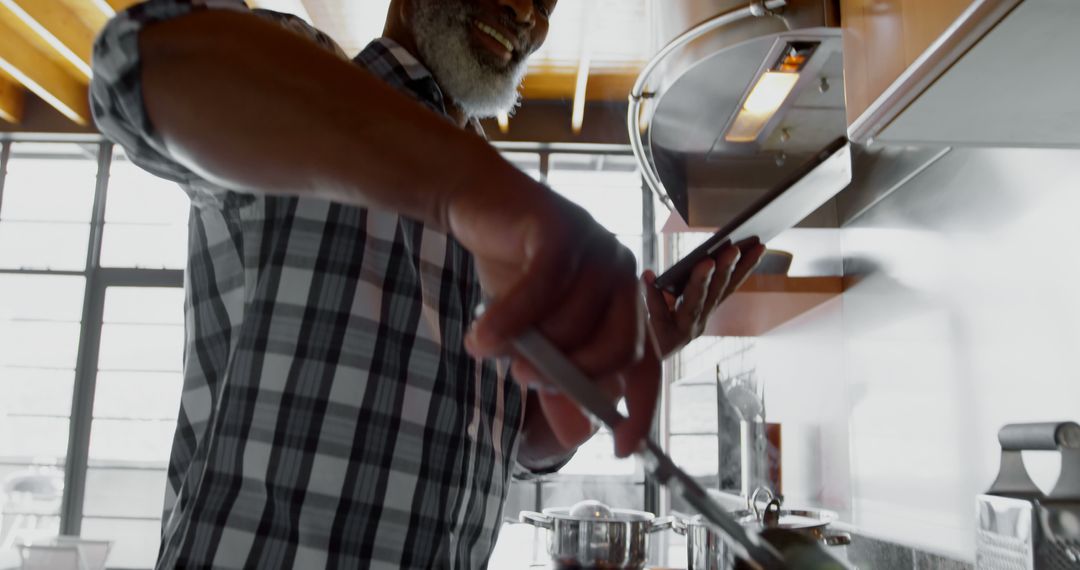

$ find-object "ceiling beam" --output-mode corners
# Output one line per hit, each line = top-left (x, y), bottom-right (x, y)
(55, 0), (109, 33)
(104, 0), (140, 12)
(0, 74), (25, 124)
(0, 0), (95, 80)
(0, 16), (91, 124)
(522, 69), (640, 102)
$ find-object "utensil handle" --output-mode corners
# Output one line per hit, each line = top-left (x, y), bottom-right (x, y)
(823, 533), (852, 547)
(998, 422), (1080, 450)
(511, 327), (625, 429)
(519, 511), (553, 530)
(649, 515), (676, 533)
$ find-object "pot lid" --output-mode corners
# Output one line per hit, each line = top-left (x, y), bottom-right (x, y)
(733, 507), (837, 530)
(543, 501), (655, 523)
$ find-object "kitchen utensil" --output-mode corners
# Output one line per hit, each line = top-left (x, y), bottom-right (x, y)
(508, 325), (852, 569)
(975, 421), (1080, 569)
(519, 501), (673, 569)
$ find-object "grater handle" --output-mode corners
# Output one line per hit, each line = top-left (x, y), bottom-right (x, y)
(998, 422), (1080, 451)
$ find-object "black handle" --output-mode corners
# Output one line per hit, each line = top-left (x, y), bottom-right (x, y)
(998, 421), (1080, 451)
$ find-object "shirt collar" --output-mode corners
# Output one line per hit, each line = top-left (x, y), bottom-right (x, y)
(354, 38), (486, 136)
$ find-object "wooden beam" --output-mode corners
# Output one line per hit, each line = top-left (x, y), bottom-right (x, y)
(55, 0), (109, 34)
(0, 0), (96, 80)
(105, 0), (140, 11)
(522, 68), (641, 102)
(0, 16), (90, 124)
(0, 74), (25, 123)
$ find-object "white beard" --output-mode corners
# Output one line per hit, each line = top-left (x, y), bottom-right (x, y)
(411, 0), (528, 119)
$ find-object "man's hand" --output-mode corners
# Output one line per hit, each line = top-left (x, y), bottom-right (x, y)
(643, 239), (766, 359)
(452, 158), (657, 458)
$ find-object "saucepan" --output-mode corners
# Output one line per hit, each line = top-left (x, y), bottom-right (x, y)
(674, 490), (850, 569)
(519, 500), (674, 569)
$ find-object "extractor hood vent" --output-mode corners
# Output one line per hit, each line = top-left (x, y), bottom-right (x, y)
(630, 0), (849, 228)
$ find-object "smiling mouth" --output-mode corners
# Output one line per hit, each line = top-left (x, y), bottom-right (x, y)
(474, 20), (515, 54)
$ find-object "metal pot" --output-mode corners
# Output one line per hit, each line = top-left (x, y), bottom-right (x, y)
(519, 502), (674, 569)
(674, 491), (850, 569)
(674, 515), (737, 570)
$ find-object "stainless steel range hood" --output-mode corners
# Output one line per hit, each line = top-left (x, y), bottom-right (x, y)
(630, 0), (849, 228)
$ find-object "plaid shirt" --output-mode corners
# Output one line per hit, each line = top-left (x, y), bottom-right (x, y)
(90, 2), (525, 568)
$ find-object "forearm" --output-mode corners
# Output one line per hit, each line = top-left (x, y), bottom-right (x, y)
(517, 391), (589, 472)
(139, 9), (505, 229)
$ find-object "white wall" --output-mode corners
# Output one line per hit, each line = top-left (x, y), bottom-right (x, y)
(756, 147), (1080, 560)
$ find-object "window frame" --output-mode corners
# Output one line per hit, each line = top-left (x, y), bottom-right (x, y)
(0, 137), (184, 542)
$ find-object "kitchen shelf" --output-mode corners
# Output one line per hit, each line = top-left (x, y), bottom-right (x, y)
(704, 274), (843, 337)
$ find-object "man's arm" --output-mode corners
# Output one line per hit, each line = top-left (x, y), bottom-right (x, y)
(92, 4), (660, 454)
(133, 9), (505, 229)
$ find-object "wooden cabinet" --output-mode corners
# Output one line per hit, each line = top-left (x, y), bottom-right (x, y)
(840, 0), (973, 125)
(702, 275), (843, 337)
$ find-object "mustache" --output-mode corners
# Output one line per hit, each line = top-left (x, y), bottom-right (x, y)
(459, 2), (536, 57)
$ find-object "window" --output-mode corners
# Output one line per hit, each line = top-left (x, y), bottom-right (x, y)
(0, 140), (185, 568)
(82, 287), (184, 569)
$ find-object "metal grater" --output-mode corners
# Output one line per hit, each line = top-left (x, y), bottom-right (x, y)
(975, 422), (1080, 569)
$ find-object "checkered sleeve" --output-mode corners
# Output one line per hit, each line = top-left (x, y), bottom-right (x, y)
(89, 0), (347, 208)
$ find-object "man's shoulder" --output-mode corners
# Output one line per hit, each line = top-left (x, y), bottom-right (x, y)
(250, 8), (349, 60)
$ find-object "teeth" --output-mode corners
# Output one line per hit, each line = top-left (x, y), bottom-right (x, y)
(476, 21), (514, 53)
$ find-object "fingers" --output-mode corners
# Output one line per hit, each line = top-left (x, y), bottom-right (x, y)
(701, 245), (740, 313)
(613, 336), (661, 457)
(677, 256), (720, 334)
(537, 391), (598, 450)
(722, 240), (766, 301)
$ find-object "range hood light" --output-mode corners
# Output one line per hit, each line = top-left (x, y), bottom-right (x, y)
(724, 71), (799, 142)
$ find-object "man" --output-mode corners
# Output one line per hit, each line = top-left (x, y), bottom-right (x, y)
(90, 0), (762, 567)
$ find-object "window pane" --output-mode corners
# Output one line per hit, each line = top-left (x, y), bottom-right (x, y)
(1, 143), (98, 223)
(0, 222), (89, 270)
(0, 368), (74, 417)
(548, 154), (642, 236)
(83, 468), (168, 519)
(501, 151), (542, 181)
(103, 287), (184, 325)
(87, 419), (175, 465)
(101, 225), (188, 269)
(668, 435), (720, 477)
(0, 275), (85, 321)
(93, 372), (182, 421)
(97, 324), (183, 372)
(105, 157), (189, 225)
(669, 384), (719, 435)
(81, 518), (161, 570)
(84, 285), (182, 567)
(0, 321), (81, 368)
(0, 417), (70, 460)
(101, 152), (189, 269)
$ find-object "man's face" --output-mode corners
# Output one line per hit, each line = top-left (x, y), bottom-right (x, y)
(411, 0), (556, 119)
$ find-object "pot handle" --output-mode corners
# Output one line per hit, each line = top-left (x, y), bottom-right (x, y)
(671, 517), (688, 536)
(649, 515), (676, 533)
(518, 511), (553, 530)
(822, 532), (852, 546)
